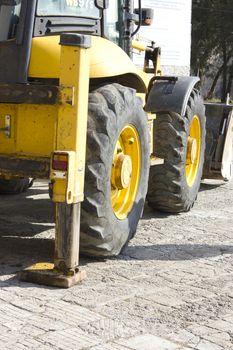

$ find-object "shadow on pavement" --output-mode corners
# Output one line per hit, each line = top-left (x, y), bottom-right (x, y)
(120, 243), (233, 261)
(142, 180), (228, 220)
(199, 181), (226, 192)
(0, 186), (54, 225)
(141, 204), (171, 220)
(0, 181), (231, 288)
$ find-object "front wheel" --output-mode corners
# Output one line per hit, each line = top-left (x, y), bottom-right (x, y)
(147, 89), (206, 213)
(80, 83), (150, 256)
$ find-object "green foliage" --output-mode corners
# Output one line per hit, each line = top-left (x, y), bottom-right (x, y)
(191, 0), (233, 101)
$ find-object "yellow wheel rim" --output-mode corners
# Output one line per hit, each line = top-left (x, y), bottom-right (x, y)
(186, 115), (201, 187)
(111, 125), (141, 220)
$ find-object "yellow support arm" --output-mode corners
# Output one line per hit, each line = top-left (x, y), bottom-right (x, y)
(50, 34), (91, 204)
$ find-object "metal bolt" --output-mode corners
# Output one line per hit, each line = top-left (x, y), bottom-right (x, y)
(128, 137), (135, 145)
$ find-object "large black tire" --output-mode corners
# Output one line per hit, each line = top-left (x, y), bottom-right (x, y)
(0, 178), (31, 194)
(147, 89), (206, 213)
(80, 83), (150, 256)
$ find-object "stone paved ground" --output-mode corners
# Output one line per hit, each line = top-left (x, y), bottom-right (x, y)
(0, 179), (233, 349)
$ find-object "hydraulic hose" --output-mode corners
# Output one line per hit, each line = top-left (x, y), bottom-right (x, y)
(131, 0), (142, 37)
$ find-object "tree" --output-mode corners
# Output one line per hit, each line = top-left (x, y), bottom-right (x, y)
(191, 0), (233, 101)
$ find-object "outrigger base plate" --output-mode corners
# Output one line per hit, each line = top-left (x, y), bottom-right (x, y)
(18, 263), (86, 288)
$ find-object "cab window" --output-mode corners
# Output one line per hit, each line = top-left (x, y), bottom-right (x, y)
(105, 0), (118, 43)
(105, 0), (124, 47)
(37, 0), (99, 18)
(0, 0), (21, 41)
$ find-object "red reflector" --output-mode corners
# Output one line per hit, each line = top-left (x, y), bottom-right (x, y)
(52, 154), (68, 171)
(52, 160), (68, 171)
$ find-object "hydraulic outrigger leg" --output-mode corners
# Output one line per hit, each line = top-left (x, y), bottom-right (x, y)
(19, 34), (91, 288)
(19, 203), (86, 288)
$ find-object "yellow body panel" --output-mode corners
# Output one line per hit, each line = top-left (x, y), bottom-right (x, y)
(0, 104), (57, 157)
(17, 105), (57, 156)
(29, 36), (149, 90)
(0, 36), (91, 205)
(0, 34), (152, 195)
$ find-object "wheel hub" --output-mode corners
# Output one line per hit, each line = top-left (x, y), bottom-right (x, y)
(111, 124), (141, 220)
(112, 154), (132, 190)
(187, 137), (197, 165)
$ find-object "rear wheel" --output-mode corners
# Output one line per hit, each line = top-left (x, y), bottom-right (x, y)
(0, 178), (31, 194)
(147, 89), (206, 213)
(80, 83), (150, 256)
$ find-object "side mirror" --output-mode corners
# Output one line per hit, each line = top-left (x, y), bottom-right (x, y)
(134, 8), (154, 26)
(95, 0), (109, 9)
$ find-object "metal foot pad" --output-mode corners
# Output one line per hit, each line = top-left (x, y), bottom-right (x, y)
(18, 263), (86, 288)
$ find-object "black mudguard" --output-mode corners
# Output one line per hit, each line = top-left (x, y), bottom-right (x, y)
(145, 76), (200, 117)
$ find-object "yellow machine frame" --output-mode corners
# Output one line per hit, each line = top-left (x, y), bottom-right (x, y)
(0, 31), (161, 287)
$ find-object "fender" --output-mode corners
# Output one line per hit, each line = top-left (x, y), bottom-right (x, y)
(28, 35), (147, 93)
(145, 76), (200, 117)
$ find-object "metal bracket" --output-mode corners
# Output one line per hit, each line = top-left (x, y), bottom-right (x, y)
(0, 115), (11, 138)
(59, 86), (75, 106)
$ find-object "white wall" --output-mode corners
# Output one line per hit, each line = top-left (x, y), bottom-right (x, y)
(133, 0), (192, 75)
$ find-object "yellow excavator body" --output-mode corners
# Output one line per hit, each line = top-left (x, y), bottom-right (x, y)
(29, 35), (149, 92)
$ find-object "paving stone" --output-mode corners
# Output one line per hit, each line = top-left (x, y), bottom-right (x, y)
(90, 344), (132, 350)
(27, 314), (69, 332)
(200, 331), (232, 348)
(116, 334), (180, 350)
(39, 327), (101, 350)
(42, 300), (105, 326)
(207, 318), (233, 332)
(19, 324), (45, 338)
(78, 318), (137, 342)
(13, 338), (46, 350)
(0, 333), (15, 349)
(222, 314), (233, 325)
(62, 282), (150, 309)
(195, 339), (224, 350)
(167, 329), (200, 348)
(10, 298), (46, 313)
(187, 324), (217, 336)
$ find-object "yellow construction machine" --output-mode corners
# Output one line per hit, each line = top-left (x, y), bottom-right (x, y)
(0, 0), (232, 287)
